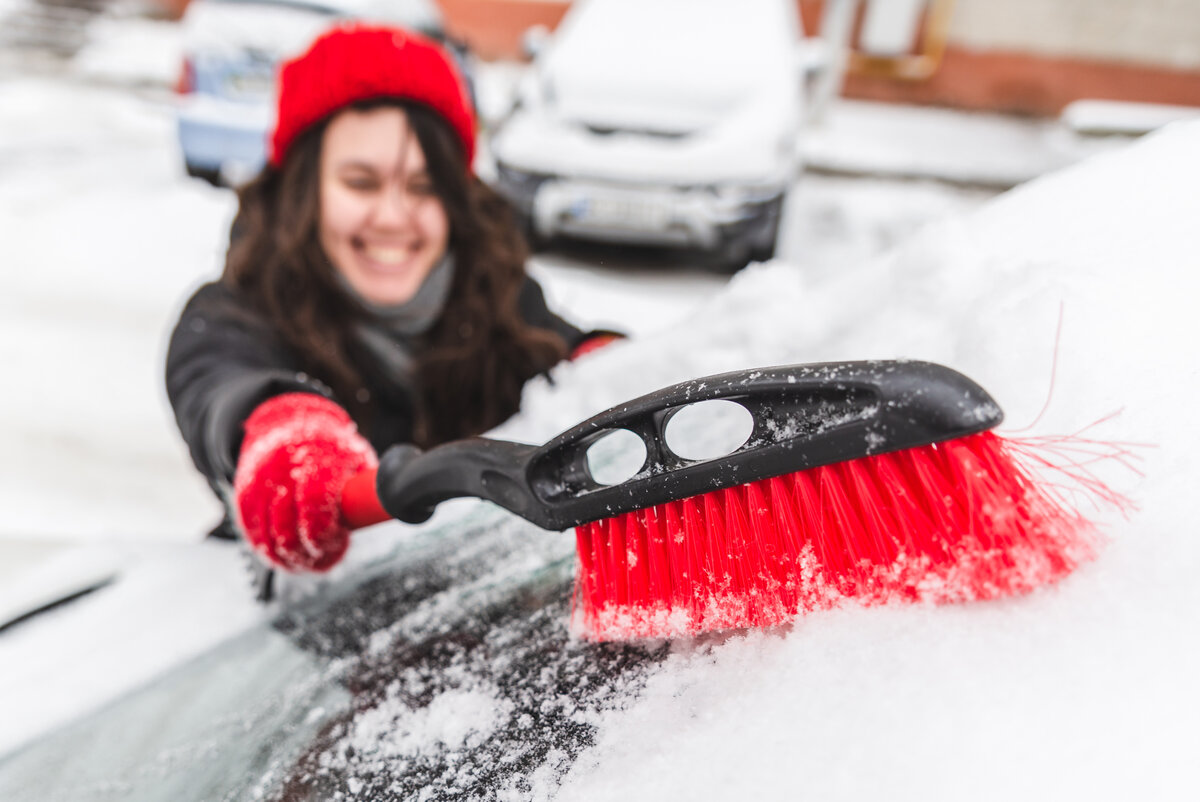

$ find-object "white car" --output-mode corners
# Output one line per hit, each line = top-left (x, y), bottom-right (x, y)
(489, 0), (806, 268)
(175, 0), (469, 186)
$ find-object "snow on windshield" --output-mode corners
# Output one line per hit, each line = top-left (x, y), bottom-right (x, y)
(543, 0), (796, 132)
(260, 514), (672, 800)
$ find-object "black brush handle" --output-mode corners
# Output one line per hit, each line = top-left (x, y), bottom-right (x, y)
(377, 360), (1003, 531)
(376, 440), (541, 524)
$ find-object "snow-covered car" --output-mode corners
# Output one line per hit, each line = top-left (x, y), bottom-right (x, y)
(0, 102), (1197, 800)
(175, 0), (471, 186)
(489, 0), (806, 269)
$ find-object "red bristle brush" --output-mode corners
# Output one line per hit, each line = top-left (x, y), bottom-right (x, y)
(342, 360), (1115, 641)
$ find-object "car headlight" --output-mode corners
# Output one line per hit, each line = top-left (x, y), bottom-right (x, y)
(708, 183), (784, 206)
(494, 162), (550, 204)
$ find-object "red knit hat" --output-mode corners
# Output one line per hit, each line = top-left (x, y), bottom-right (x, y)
(270, 24), (475, 168)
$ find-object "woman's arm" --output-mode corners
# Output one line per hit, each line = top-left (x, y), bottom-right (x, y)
(165, 282), (334, 486)
(516, 276), (625, 358)
(166, 284), (380, 572)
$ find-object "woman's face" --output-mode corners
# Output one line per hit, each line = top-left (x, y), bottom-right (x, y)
(318, 107), (450, 307)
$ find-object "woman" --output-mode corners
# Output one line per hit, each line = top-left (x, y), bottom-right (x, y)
(166, 25), (614, 577)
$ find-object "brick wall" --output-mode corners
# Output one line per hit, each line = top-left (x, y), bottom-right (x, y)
(799, 0), (1200, 114)
(948, 0), (1200, 70)
(436, 0), (569, 60)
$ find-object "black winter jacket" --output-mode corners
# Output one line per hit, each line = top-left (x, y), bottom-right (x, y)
(165, 277), (586, 536)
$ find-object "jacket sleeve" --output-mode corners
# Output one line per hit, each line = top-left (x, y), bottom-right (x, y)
(165, 282), (334, 487)
(517, 275), (624, 352)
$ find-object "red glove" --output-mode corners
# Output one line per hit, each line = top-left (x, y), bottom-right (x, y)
(570, 332), (624, 360)
(233, 393), (377, 572)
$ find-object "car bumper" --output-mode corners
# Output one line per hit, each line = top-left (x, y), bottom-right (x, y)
(496, 169), (784, 250)
(177, 96), (271, 182)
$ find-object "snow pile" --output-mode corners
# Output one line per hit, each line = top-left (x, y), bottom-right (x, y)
(0, 542), (120, 627)
(803, 98), (1117, 187)
(72, 14), (182, 87)
(0, 77), (232, 543)
(517, 120), (1198, 451)
(0, 76), (248, 754)
(0, 541), (266, 758)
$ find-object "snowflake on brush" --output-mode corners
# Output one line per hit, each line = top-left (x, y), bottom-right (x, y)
(234, 393), (378, 572)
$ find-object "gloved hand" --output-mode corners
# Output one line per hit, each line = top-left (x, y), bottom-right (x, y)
(570, 332), (624, 360)
(233, 393), (377, 572)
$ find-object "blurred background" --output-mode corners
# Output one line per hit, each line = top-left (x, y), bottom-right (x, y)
(1, 0), (1198, 758)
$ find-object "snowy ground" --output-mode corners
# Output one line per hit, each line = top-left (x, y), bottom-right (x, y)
(2, 11), (1198, 800)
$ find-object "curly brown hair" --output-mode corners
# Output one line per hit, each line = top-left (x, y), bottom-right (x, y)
(223, 100), (567, 447)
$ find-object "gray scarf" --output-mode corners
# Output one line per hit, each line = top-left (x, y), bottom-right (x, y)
(339, 255), (456, 402)
(339, 253), (456, 337)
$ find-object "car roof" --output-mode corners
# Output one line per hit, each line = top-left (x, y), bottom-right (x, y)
(195, 0), (443, 30)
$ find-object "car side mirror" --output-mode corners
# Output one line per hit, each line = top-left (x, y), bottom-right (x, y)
(521, 24), (551, 61)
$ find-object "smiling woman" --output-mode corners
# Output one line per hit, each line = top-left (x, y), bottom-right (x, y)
(318, 106), (452, 308)
(165, 25), (619, 580)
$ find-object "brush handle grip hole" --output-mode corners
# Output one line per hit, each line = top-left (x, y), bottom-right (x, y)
(585, 428), (648, 486)
(663, 399), (755, 462)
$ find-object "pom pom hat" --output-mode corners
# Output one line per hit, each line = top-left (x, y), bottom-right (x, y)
(270, 24), (476, 168)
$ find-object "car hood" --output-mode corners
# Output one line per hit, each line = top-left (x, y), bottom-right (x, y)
(492, 77), (800, 186)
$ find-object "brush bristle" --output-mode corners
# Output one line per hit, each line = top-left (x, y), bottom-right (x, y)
(572, 431), (1106, 641)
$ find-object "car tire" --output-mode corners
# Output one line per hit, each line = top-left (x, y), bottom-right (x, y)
(709, 235), (753, 274)
(748, 195), (785, 263)
(709, 194), (786, 273)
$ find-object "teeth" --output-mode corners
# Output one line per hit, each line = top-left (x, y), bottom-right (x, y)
(363, 246), (413, 265)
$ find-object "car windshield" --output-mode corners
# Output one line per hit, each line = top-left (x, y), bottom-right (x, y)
(0, 507), (669, 800)
(542, 0), (796, 133)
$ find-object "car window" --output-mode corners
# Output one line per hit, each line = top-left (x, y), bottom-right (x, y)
(0, 510), (669, 800)
(540, 0), (798, 132)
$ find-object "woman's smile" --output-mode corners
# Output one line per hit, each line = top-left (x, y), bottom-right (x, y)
(355, 239), (426, 270)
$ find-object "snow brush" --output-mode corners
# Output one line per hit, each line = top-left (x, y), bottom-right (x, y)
(341, 360), (1106, 641)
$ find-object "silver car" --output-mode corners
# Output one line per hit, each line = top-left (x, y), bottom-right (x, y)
(490, 0), (806, 269)
(175, 0), (469, 186)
